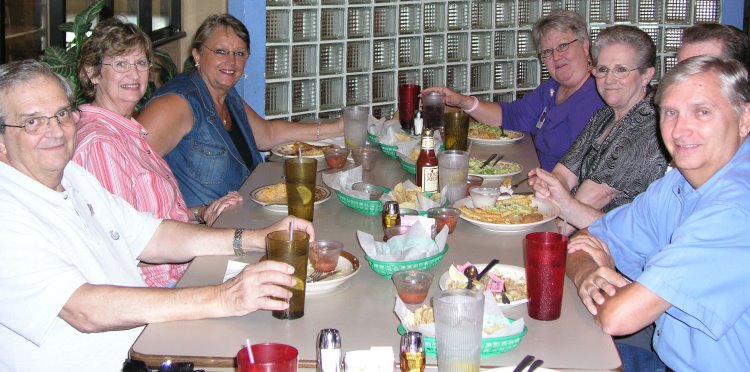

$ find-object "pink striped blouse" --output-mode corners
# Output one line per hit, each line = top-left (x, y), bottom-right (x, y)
(73, 104), (188, 287)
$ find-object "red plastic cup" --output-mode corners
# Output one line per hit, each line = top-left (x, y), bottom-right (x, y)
(237, 343), (298, 372)
(399, 83), (421, 131)
(525, 232), (568, 321)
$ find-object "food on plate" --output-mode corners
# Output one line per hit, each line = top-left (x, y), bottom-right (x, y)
(390, 182), (441, 209)
(468, 122), (523, 140)
(459, 194), (543, 224)
(446, 265), (527, 304)
(468, 157), (522, 175)
(277, 141), (334, 157)
(256, 183), (326, 204)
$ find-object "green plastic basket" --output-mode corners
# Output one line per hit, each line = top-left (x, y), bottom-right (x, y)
(364, 244), (448, 278)
(335, 189), (385, 215)
(397, 322), (528, 357)
(379, 143), (398, 158)
(367, 132), (379, 144)
(399, 156), (416, 175)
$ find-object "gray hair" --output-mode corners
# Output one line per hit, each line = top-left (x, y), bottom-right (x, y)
(655, 55), (750, 118)
(682, 23), (750, 73)
(192, 14), (250, 53)
(591, 25), (656, 69)
(0, 60), (74, 134)
(532, 9), (589, 51)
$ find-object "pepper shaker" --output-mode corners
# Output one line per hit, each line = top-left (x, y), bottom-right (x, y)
(400, 331), (425, 372)
(316, 328), (342, 372)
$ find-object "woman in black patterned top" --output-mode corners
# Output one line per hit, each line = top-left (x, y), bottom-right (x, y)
(528, 25), (669, 234)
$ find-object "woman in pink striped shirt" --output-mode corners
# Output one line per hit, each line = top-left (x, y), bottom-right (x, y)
(72, 18), (241, 287)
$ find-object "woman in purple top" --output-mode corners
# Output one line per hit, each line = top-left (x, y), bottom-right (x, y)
(423, 9), (604, 171)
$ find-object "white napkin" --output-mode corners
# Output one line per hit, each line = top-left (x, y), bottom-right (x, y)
(379, 180), (445, 212)
(395, 292), (526, 338)
(357, 219), (448, 262)
(223, 259), (248, 282)
(367, 116), (389, 137)
(321, 166), (371, 199)
(379, 124), (413, 146)
(345, 347), (394, 372)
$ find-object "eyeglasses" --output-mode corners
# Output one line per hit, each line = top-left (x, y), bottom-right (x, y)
(592, 65), (644, 79)
(0, 108), (81, 135)
(203, 45), (249, 59)
(100, 59), (152, 73)
(539, 39), (579, 59)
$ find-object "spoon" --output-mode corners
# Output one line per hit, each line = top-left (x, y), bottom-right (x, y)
(464, 265), (478, 290)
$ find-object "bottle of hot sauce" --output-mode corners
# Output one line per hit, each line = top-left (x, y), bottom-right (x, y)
(416, 128), (439, 193)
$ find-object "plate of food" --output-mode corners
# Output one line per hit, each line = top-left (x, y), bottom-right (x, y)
(468, 157), (523, 180)
(454, 194), (559, 232)
(306, 251), (360, 295)
(439, 263), (528, 307)
(468, 123), (524, 145)
(271, 141), (336, 159)
(250, 183), (331, 212)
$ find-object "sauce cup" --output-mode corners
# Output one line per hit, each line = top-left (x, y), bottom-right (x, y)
(469, 187), (502, 208)
(392, 269), (434, 305)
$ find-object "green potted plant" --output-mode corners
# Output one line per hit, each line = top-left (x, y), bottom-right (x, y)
(40, 0), (177, 110)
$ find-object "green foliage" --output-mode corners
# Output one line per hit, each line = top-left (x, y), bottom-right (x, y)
(39, 0), (177, 110)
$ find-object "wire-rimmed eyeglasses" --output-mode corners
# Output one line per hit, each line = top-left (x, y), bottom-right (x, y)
(203, 45), (249, 59)
(592, 65), (644, 79)
(100, 59), (152, 73)
(539, 39), (579, 59)
(0, 107), (81, 135)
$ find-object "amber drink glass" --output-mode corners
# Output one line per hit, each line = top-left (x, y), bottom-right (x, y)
(267, 230), (310, 320)
(285, 157), (317, 221)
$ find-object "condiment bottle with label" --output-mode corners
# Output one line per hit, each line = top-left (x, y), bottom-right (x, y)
(400, 331), (426, 372)
(416, 128), (439, 193)
(317, 328), (342, 372)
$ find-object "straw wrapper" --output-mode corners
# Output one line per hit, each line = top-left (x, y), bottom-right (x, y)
(394, 292), (525, 339)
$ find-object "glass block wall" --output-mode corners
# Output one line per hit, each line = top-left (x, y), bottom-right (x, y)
(264, 0), (721, 121)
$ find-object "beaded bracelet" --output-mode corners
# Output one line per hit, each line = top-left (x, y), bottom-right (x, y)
(464, 96), (480, 113)
(316, 122), (321, 139)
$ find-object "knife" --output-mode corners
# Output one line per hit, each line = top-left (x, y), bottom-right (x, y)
(512, 355), (535, 372)
(528, 359), (545, 372)
(479, 154), (497, 169)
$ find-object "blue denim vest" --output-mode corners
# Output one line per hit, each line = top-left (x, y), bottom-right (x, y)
(150, 71), (264, 207)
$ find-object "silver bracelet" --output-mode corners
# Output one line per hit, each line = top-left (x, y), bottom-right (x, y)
(193, 206), (206, 224)
(232, 228), (245, 256)
(315, 122), (321, 139)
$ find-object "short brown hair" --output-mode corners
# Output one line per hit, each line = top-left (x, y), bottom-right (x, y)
(532, 9), (589, 51)
(192, 14), (250, 53)
(77, 17), (153, 102)
(682, 23), (750, 72)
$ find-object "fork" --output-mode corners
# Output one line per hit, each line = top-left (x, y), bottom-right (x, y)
(306, 270), (340, 283)
(500, 126), (508, 138)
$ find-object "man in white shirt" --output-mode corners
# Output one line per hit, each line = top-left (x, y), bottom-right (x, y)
(0, 60), (314, 371)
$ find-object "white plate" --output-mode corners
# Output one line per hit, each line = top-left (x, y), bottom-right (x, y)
(468, 160), (523, 180)
(306, 251), (360, 295)
(468, 129), (525, 145)
(453, 196), (560, 232)
(249, 184), (331, 212)
(438, 263), (527, 307)
(271, 141), (335, 159)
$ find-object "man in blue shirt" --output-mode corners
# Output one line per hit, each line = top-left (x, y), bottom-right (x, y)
(566, 56), (750, 371)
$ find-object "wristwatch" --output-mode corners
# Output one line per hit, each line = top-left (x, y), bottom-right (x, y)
(193, 205), (206, 224)
(233, 228), (245, 256)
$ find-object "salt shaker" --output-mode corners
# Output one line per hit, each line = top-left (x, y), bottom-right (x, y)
(317, 328), (342, 372)
(400, 331), (425, 372)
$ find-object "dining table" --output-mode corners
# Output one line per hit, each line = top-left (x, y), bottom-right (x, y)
(129, 134), (623, 371)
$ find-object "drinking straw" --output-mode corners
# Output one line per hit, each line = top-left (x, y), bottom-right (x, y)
(298, 146), (303, 160)
(246, 338), (255, 363)
(288, 220), (294, 241)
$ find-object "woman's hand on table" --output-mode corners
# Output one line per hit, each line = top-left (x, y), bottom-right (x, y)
(220, 260), (295, 314)
(205, 191), (244, 226)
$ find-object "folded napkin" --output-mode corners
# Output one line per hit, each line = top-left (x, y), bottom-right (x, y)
(367, 116), (389, 137)
(358, 219), (448, 262)
(223, 259), (248, 282)
(395, 292), (526, 339)
(345, 347), (394, 372)
(321, 166), (372, 199)
(379, 123), (414, 146)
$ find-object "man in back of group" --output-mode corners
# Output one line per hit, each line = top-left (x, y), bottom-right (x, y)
(566, 56), (750, 370)
(0, 60), (313, 371)
(677, 22), (750, 69)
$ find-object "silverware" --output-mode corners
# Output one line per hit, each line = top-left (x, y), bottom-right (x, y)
(490, 155), (505, 167)
(306, 270), (340, 283)
(463, 265), (478, 289)
(512, 355), (535, 372)
(512, 176), (529, 188)
(479, 154), (497, 169)
(500, 126), (508, 138)
(476, 259), (499, 281)
(528, 359), (545, 372)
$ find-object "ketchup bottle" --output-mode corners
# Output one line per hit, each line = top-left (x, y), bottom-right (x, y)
(416, 128), (439, 193)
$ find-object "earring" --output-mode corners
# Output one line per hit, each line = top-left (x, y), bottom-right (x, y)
(195, 62), (200, 68)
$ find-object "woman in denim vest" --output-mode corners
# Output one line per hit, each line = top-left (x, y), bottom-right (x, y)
(139, 14), (344, 207)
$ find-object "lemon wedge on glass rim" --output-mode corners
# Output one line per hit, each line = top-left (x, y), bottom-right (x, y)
(448, 265), (468, 286)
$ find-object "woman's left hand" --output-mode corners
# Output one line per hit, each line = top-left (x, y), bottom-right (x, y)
(204, 191), (244, 226)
